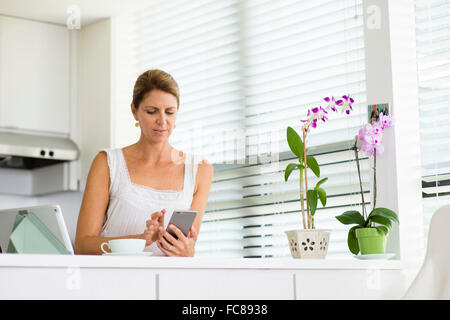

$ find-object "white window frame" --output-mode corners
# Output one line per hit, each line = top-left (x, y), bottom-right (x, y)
(362, 0), (425, 268)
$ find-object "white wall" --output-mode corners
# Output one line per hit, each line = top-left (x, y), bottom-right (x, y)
(77, 18), (112, 188)
(0, 194), (38, 209)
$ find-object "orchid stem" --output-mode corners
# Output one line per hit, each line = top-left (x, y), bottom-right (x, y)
(354, 139), (367, 219)
(299, 168), (306, 229)
(373, 150), (377, 211)
(303, 129), (311, 229)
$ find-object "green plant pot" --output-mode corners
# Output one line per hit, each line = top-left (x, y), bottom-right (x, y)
(355, 228), (386, 254)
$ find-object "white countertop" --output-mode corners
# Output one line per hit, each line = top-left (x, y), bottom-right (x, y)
(0, 253), (403, 270)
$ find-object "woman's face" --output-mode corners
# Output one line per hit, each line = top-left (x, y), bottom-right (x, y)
(132, 89), (178, 142)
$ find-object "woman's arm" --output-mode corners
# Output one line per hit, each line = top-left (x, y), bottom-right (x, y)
(157, 159), (214, 256)
(74, 152), (156, 254)
(190, 160), (214, 234)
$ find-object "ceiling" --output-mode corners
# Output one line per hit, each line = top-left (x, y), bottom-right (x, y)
(0, 0), (154, 26)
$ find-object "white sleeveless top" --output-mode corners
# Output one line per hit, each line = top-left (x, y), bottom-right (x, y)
(100, 148), (202, 256)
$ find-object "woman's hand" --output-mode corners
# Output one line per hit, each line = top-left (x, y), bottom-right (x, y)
(156, 224), (198, 257)
(142, 209), (166, 246)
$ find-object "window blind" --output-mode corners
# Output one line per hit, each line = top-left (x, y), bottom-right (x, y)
(114, 0), (369, 258)
(134, 0), (246, 164)
(197, 144), (371, 258)
(415, 0), (450, 244)
(112, 14), (140, 149)
(243, 0), (367, 152)
(200, 0), (369, 258)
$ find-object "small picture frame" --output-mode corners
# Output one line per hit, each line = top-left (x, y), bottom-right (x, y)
(368, 103), (391, 123)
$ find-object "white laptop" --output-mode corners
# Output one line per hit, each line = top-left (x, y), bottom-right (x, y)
(0, 204), (74, 255)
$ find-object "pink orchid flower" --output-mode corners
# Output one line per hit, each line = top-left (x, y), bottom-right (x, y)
(356, 114), (393, 157)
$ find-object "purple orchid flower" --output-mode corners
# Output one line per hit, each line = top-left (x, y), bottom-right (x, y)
(324, 96), (338, 112)
(302, 94), (354, 133)
(339, 94), (354, 115)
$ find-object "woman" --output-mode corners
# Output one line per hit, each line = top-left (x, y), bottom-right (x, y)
(75, 69), (214, 256)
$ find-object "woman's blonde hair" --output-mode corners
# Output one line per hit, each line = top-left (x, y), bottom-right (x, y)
(132, 69), (180, 109)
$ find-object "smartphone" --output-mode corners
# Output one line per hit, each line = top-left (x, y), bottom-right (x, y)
(166, 210), (197, 239)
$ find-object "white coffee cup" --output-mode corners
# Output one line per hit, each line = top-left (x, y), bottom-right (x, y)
(101, 239), (146, 254)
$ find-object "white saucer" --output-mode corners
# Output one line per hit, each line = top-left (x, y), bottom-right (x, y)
(102, 252), (153, 256)
(353, 253), (396, 260)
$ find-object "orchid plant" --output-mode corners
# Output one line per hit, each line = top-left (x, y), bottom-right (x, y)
(335, 112), (399, 255)
(285, 95), (354, 230)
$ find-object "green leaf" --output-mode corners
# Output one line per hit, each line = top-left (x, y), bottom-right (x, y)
(368, 215), (392, 229)
(375, 226), (389, 235)
(317, 187), (327, 207)
(369, 207), (399, 223)
(314, 177), (328, 190)
(306, 156), (320, 178)
(307, 189), (318, 216)
(335, 210), (366, 226)
(284, 163), (298, 182)
(287, 127), (304, 159)
(348, 226), (360, 255)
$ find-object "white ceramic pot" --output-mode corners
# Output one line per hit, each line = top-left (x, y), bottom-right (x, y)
(285, 229), (331, 259)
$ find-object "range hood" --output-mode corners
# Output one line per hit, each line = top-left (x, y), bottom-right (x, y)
(0, 131), (80, 169)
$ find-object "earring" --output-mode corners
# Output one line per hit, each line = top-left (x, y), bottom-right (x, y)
(135, 121), (140, 127)
(174, 124), (176, 129)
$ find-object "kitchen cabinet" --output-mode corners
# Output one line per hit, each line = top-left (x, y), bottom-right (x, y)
(0, 16), (70, 135)
(0, 254), (407, 300)
(294, 269), (404, 299)
(158, 270), (293, 300)
(0, 265), (157, 299)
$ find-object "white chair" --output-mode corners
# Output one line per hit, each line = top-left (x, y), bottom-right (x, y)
(403, 204), (450, 299)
